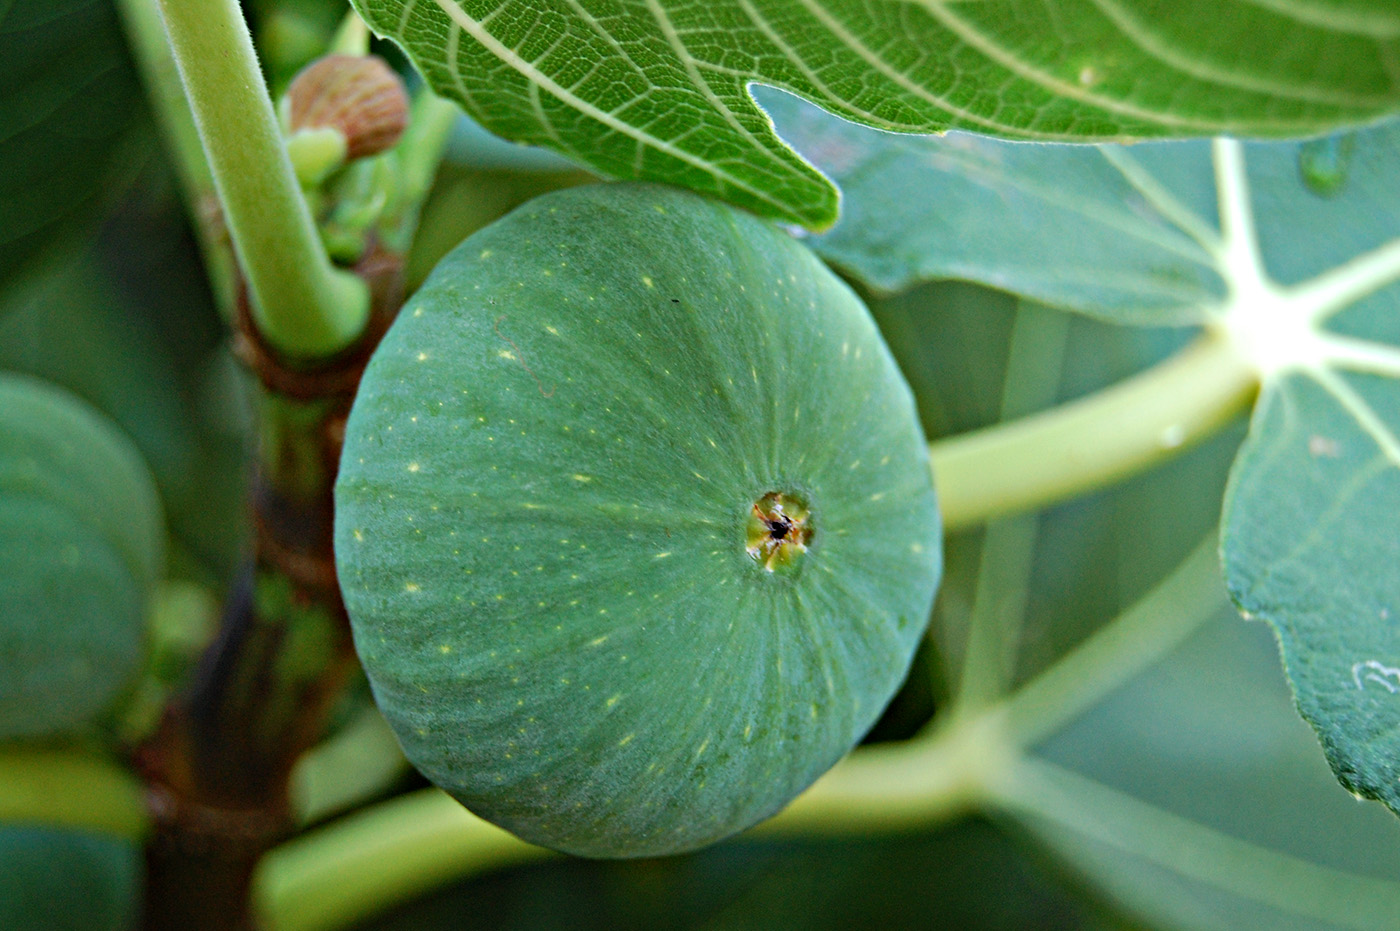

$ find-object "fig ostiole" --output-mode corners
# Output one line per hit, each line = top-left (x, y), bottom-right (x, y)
(335, 183), (941, 857)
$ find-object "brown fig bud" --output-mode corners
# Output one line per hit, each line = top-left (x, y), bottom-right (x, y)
(284, 55), (409, 160)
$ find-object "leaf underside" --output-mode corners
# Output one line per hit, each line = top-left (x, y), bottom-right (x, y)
(786, 104), (1400, 820)
(353, 0), (1400, 228)
(1223, 373), (1400, 809)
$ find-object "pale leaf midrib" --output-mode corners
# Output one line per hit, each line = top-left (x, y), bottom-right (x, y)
(1096, 147), (1224, 257)
(1235, 0), (1400, 37)
(1311, 366), (1400, 467)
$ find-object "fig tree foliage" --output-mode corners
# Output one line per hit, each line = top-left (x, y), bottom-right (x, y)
(335, 182), (941, 857)
(353, 0), (1400, 228)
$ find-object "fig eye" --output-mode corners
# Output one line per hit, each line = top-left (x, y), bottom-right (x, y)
(746, 491), (813, 572)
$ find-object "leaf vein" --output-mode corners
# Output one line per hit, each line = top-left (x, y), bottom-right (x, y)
(914, 0), (1357, 133)
(1096, 146), (1224, 258)
(1233, 0), (1400, 38)
(424, 0), (797, 215)
(641, 0), (771, 151)
(1312, 366), (1400, 468)
(787, 0), (1082, 140)
(1086, 0), (1390, 107)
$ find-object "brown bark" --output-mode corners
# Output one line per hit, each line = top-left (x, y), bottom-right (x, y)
(137, 247), (402, 930)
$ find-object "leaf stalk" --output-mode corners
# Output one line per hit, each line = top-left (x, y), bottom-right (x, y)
(153, 0), (369, 358)
(930, 334), (1257, 531)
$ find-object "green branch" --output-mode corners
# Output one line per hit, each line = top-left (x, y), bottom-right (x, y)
(154, 0), (369, 358)
(253, 711), (1010, 931)
(289, 706), (408, 826)
(763, 711), (1012, 835)
(930, 334), (1257, 531)
(255, 790), (546, 931)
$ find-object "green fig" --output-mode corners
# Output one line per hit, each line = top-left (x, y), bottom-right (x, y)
(0, 373), (162, 740)
(0, 825), (140, 931)
(335, 183), (941, 857)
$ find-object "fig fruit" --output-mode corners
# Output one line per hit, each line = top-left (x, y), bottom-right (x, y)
(0, 373), (162, 740)
(335, 183), (940, 857)
(0, 825), (140, 931)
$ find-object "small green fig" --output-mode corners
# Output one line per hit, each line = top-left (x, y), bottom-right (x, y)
(335, 183), (941, 857)
(0, 825), (141, 931)
(0, 373), (162, 740)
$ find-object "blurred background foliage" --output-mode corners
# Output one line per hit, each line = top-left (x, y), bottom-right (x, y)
(0, 0), (149, 292)
(5, 0), (1400, 929)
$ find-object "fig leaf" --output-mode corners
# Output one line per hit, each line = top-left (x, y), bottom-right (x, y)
(0, 372), (163, 740)
(336, 183), (941, 857)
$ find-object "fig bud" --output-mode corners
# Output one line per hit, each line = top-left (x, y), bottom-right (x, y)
(283, 54), (408, 161)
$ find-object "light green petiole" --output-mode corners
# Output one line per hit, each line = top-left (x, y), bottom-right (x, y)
(930, 333), (1259, 531)
(249, 531), (1227, 931)
(154, 0), (370, 358)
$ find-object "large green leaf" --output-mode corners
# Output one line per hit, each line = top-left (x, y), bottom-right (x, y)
(757, 98), (1400, 329)
(911, 304), (1400, 929)
(351, 0), (1400, 228)
(1204, 125), (1400, 817)
(760, 93), (1400, 320)
(881, 236), (1400, 925)
(759, 88), (1225, 322)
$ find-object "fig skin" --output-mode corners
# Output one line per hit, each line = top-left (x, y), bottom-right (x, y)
(336, 182), (941, 857)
